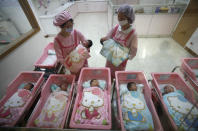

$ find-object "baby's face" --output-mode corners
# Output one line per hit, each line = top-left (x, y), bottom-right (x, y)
(82, 40), (89, 48)
(91, 80), (99, 87)
(129, 84), (137, 91)
(24, 83), (33, 91)
(60, 84), (67, 91)
(164, 86), (174, 94)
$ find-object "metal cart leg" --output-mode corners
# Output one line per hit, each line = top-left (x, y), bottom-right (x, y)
(179, 105), (196, 130)
(111, 79), (116, 103)
(171, 66), (180, 72)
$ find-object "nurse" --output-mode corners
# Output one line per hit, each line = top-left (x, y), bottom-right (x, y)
(100, 4), (138, 78)
(53, 10), (88, 76)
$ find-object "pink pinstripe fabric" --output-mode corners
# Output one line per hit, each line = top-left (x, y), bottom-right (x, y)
(53, 10), (72, 26)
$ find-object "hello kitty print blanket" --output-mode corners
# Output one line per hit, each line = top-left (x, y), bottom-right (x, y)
(64, 44), (90, 73)
(163, 91), (198, 130)
(34, 91), (68, 128)
(74, 87), (109, 125)
(121, 91), (154, 131)
(0, 89), (31, 125)
(100, 39), (129, 67)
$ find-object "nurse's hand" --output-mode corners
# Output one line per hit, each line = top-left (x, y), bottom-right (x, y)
(100, 37), (108, 45)
(128, 55), (133, 60)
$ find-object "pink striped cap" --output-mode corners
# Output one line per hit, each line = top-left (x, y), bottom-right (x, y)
(53, 10), (72, 26)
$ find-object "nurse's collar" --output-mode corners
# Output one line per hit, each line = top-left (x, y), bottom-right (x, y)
(118, 25), (133, 34)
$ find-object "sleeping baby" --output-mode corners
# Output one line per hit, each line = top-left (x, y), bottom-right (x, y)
(121, 82), (154, 131)
(0, 82), (34, 125)
(73, 79), (109, 125)
(34, 83), (70, 128)
(162, 84), (198, 130)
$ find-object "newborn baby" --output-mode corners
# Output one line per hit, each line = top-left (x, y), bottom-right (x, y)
(127, 82), (137, 91)
(23, 83), (34, 91)
(90, 79), (100, 87)
(162, 85), (174, 95)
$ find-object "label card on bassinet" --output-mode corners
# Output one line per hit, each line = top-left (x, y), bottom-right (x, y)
(92, 70), (102, 75)
(127, 74), (137, 79)
(159, 74), (170, 80)
(32, 73), (41, 79)
(188, 60), (198, 66)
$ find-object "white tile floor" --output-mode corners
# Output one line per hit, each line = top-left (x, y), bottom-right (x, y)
(57, 12), (192, 80)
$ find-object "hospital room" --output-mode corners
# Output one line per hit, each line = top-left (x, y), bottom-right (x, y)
(0, 0), (198, 130)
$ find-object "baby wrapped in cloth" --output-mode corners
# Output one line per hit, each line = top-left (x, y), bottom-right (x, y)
(74, 79), (110, 125)
(34, 83), (70, 128)
(161, 84), (198, 131)
(100, 39), (129, 67)
(120, 82), (154, 131)
(64, 44), (90, 73)
(0, 83), (34, 125)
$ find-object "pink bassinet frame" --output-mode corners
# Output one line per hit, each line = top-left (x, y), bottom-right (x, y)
(0, 71), (45, 126)
(26, 74), (75, 129)
(69, 67), (112, 129)
(34, 43), (57, 69)
(115, 71), (163, 131)
(151, 72), (198, 130)
(181, 58), (198, 92)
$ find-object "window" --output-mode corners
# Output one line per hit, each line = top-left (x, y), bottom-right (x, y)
(0, 0), (40, 59)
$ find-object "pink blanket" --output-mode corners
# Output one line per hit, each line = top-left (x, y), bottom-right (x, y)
(0, 89), (31, 125)
(34, 91), (68, 128)
(74, 87), (109, 125)
(64, 44), (90, 73)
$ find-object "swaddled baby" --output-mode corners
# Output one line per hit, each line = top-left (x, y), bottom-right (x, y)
(162, 85), (198, 130)
(0, 83), (34, 125)
(34, 83), (70, 128)
(121, 82), (154, 131)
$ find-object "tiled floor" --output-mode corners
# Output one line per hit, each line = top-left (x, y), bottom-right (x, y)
(49, 12), (192, 80)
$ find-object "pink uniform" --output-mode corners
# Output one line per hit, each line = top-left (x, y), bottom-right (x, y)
(105, 25), (138, 78)
(54, 30), (88, 75)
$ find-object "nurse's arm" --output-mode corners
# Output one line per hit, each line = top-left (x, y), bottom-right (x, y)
(129, 33), (138, 60)
(54, 40), (65, 64)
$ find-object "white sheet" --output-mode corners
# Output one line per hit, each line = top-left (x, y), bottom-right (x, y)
(42, 55), (57, 65)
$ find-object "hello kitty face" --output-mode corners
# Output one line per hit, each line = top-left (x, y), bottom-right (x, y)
(168, 95), (198, 117)
(4, 92), (25, 109)
(122, 93), (145, 114)
(82, 91), (104, 109)
(70, 51), (80, 63)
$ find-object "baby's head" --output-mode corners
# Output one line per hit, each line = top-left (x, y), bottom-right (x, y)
(83, 40), (93, 49)
(24, 83), (34, 91)
(60, 83), (68, 91)
(127, 82), (137, 91)
(163, 85), (174, 95)
(90, 79), (99, 87)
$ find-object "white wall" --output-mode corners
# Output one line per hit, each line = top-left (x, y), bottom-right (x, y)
(0, 31), (51, 99)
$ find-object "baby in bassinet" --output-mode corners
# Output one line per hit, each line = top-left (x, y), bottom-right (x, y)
(0, 82), (34, 125)
(34, 83), (70, 128)
(74, 79), (109, 125)
(90, 79), (99, 87)
(121, 82), (154, 131)
(162, 84), (198, 130)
